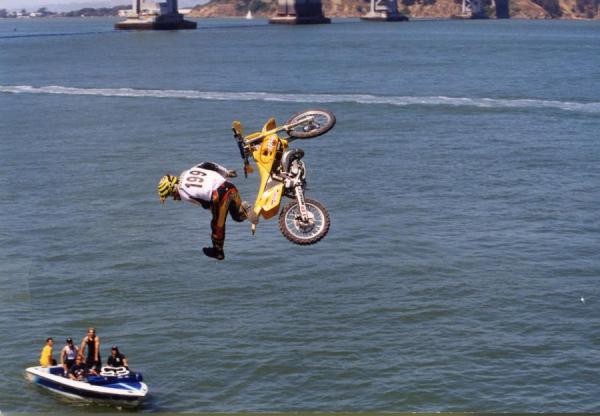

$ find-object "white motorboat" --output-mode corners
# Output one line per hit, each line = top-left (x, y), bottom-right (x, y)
(26, 365), (148, 407)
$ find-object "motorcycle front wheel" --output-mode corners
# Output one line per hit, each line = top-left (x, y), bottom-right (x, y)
(286, 109), (336, 139)
(279, 198), (330, 245)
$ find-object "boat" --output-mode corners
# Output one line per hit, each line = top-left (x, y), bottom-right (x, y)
(25, 365), (148, 407)
(245, 10), (253, 19)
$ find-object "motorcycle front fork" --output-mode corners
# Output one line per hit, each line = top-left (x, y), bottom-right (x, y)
(294, 185), (310, 223)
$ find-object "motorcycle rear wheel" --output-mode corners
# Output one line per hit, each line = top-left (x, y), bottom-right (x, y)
(286, 109), (336, 139)
(279, 198), (330, 245)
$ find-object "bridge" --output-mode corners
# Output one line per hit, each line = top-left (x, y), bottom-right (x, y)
(266, 0), (509, 23)
(115, 0), (510, 29)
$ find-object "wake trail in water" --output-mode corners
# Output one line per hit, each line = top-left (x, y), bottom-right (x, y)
(1, 85), (599, 114)
(0, 31), (114, 39)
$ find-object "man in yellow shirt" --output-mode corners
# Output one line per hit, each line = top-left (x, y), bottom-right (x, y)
(39, 337), (56, 367)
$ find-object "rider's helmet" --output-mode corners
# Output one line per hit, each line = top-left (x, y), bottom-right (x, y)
(158, 174), (179, 201)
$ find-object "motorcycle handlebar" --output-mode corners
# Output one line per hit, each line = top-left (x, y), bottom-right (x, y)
(232, 128), (250, 178)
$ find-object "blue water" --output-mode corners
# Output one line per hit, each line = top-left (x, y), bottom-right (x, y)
(1, 17), (599, 413)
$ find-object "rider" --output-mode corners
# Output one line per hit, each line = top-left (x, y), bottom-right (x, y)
(158, 161), (257, 260)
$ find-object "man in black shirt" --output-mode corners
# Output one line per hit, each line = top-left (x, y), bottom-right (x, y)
(68, 355), (88, 381)
(107, 346), (129, 369)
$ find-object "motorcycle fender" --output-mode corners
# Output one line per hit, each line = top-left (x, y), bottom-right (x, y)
(255, 183), (284, 219)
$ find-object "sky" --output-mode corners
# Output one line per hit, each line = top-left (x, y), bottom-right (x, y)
(0, 0), (203, 12)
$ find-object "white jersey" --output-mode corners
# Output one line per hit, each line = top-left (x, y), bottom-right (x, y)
(177, 164), (227, 204)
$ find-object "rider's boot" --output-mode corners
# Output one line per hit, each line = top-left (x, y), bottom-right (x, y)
(203, 238), (225, 260)
(203, 246), (225, 260)
(241, 201), (259, 225)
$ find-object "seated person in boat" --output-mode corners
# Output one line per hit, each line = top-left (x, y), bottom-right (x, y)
(107, 346), (128, 369)
(39, 337), (56, 367)
(68, 355), (88, 381)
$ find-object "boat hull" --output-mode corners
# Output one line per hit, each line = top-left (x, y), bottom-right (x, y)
(26, 366), (148, 408)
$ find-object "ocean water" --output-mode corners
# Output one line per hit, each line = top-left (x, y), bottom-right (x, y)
(1, 17), (599, 414)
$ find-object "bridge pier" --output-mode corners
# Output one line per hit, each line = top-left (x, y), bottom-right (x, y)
(115, 0), (197, 30)
(269, 0), (331, 24)
(361, 0), (408, 21)
(457, 0), (488, 18)
(457, 0), (510, 18)
(495, 0), (510, 18)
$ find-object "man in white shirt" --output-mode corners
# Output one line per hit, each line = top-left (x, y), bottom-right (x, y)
(158, 161), (257, 260)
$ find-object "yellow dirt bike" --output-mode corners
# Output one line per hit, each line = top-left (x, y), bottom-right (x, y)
(232, 109), (336, 245)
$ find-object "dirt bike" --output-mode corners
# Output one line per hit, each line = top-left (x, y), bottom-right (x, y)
(232, 109), (336, 245)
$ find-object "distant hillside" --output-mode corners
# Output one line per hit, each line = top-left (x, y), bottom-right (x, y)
(189, 0), (599, 18)
(62, 5), (128, 16)
(40, 1), (128, 13)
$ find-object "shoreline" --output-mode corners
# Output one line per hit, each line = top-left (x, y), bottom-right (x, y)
(1, 15), (599, 21)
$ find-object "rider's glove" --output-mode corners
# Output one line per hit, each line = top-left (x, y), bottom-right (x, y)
(227, 170), (238, 178)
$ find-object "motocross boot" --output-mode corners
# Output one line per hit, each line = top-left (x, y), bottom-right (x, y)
(241, 201), (259, 225)
(203, 247), (225, 260)
(204, 238), (225, 260)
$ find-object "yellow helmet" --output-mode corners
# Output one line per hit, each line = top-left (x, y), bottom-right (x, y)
(158, 174), (179, 201)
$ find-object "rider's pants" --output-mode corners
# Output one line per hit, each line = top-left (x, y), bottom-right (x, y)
(210, 182), (245, 252)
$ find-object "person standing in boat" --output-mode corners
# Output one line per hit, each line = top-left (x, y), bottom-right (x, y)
(39, 337), (56, 367)
(79, 327), (101, 372)
(60, 337), (79, 372)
